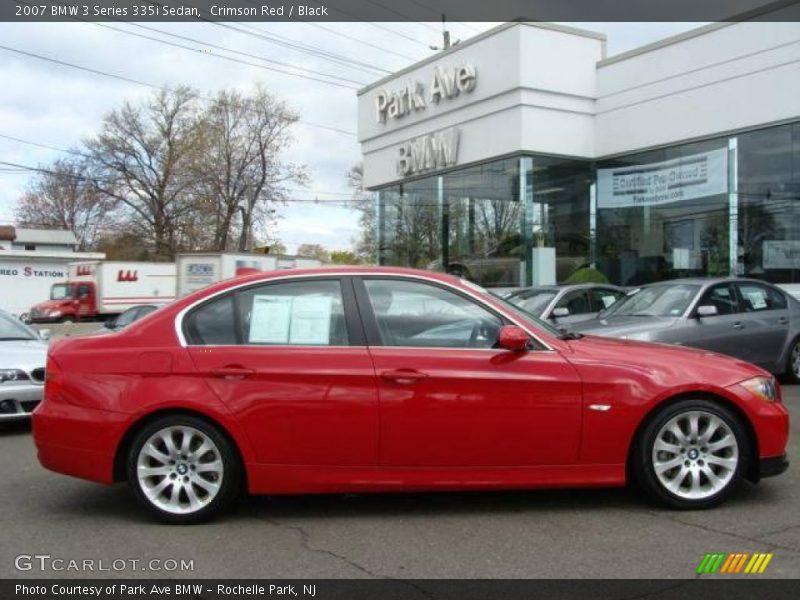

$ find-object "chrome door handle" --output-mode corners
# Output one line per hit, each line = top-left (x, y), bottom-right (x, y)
(380, 369), (428, 384)
(733, 322), (744, 330)
(212, 366), (254, 379)
(778, 317), (789, 325)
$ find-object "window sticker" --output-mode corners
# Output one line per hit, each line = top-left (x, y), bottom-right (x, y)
(289, 296), (333, 345)
(249, 296), (292, 343)
(248, 294), (333, 345)
(745, 291), (767, 310)
(600, 295), (616, 308)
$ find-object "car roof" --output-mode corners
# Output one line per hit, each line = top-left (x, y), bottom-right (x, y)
(639, 277), (781, 287)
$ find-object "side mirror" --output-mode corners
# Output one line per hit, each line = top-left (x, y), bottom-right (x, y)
(497, 325), (530, 352)
(38, 329), (51, 341)
(696, 305), (718, 317)
(551, 307), (570, 318)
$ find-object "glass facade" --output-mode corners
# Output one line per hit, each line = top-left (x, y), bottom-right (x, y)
(376, 155), (592, 288)
(375, 121), (800, 288)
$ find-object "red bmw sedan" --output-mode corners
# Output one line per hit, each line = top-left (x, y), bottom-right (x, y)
(33, 267), (789, 523)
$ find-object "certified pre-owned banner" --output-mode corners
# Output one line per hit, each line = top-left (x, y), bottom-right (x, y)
(597, 147), (729, 209)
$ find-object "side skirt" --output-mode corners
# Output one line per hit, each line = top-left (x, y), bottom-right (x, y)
(245, 464), (626, 495)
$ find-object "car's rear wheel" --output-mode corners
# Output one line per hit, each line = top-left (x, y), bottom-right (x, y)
(633, 400), (749, 509)
(786, 337), (800, 384)
(127, 415), (241, 524)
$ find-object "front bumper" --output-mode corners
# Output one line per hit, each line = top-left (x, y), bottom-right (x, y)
(0, 384), (43, 420)
(760, 454), (789, 478)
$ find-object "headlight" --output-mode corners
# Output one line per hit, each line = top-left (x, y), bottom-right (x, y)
(48, 310), (62, 317)
(740, 376), (778, 402)
(0, 369), (30, 384)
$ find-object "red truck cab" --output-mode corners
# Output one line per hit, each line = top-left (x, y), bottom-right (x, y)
(29, 281), (97, 323)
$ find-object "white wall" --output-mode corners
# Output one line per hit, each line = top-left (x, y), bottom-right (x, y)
(358, 20), (800, 188)
(595, 22), (800, 156)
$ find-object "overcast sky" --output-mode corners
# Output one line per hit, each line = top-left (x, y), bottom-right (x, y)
(0, 20), (703, 253)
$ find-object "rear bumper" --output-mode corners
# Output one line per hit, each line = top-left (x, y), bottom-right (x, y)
(32, 401), (126, 484)
(760, 454), (789, 478)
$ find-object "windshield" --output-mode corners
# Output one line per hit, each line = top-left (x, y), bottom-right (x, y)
(0, 312), (37, 341)
(507, 290), (557, 317)
(50, 284), (73, 300)
(601, 283), (700, 318)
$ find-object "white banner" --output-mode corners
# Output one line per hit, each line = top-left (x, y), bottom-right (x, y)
(763, 240), (800, 270)
(597, 147), (728, 209)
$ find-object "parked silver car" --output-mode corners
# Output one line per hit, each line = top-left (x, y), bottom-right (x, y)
(0, 310), (48, 420)
(574, 278), (800, 382)
(505, 284), (627, 327)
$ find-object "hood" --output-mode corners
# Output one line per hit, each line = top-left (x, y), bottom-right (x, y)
(572, 315), (678, 338)
(0, 339), (47, 373)
(33, 299), (73, 310)
(566, 334), (767, 388)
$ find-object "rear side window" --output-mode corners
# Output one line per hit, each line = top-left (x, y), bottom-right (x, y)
(237, 280), (349, 346)
(737, 283), (787, 312)
(185, 295), (236, 345)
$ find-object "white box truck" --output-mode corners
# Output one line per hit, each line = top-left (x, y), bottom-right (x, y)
(29, 261), (176, 323)
(176, 252), (322, 297)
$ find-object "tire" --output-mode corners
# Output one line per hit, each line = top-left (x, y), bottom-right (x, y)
(126, 415), (242, 524)
(60, 315), (75, 324)
(632, 399), (750, 509)
(785, 338), (800, 385)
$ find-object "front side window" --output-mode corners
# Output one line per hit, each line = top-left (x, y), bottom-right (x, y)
(555, 290), (590, 315)
(697, 284), (739, 315)
(114, 307), (140, 328)
(590, 289), (625, 312)
(77, 285), (91, 299)
(0, 312), (36, 341)
(364, 279), (503, 348)
(237, 280), (349, 346)
(737, 283), (788, 312)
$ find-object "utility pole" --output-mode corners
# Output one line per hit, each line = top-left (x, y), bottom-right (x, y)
(429, 14), (458, 51)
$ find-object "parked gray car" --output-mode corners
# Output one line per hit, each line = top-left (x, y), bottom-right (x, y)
(574, 278), (800, 382)
(505, 284), (627, 327)
(0, 309), (48, 420)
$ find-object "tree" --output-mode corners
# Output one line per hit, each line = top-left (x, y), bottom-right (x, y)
(347, 163), (377, 263)
(330, 250), (361, 264)
(296, 243), (331, 263)
(194, 87), (308, 252)
(85, 86), (204, 259)
(15, 157), (116, 250)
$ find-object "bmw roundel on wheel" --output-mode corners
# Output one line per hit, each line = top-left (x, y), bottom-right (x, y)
(32, 267), (790, 523)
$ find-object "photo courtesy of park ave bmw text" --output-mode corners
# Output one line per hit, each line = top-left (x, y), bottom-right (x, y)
(0, 0), (799, 598)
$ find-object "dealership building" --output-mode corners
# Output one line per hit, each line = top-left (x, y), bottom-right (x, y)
(357, 18), (800, 288)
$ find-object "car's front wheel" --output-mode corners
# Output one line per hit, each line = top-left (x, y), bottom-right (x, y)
(633, 400), (749, 509)
(127, 415), (242, 524)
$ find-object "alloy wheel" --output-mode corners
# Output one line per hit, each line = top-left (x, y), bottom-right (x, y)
(651, 410), (739, 500)
(792, 341), (800, 379)
(136, 426), (224, 515)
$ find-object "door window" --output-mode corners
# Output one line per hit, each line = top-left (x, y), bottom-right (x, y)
(736, 283), (787, 312)
(77, 284), (91, 299)
(589, 288), (625, 312)
(554, 290), (590, 315)
(363, 279), (503, 348)
(697, 284), (739, 315)
(237, 280), (349, 346)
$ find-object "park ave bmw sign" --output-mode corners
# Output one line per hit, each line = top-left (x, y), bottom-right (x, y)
(374, 64), (477, 123)
(374, 64), (475, 177)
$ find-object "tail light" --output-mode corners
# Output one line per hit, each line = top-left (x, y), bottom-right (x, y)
(43, 355), (65, 404)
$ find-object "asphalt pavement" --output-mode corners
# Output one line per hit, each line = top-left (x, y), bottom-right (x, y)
(1, 387), (797, 579)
